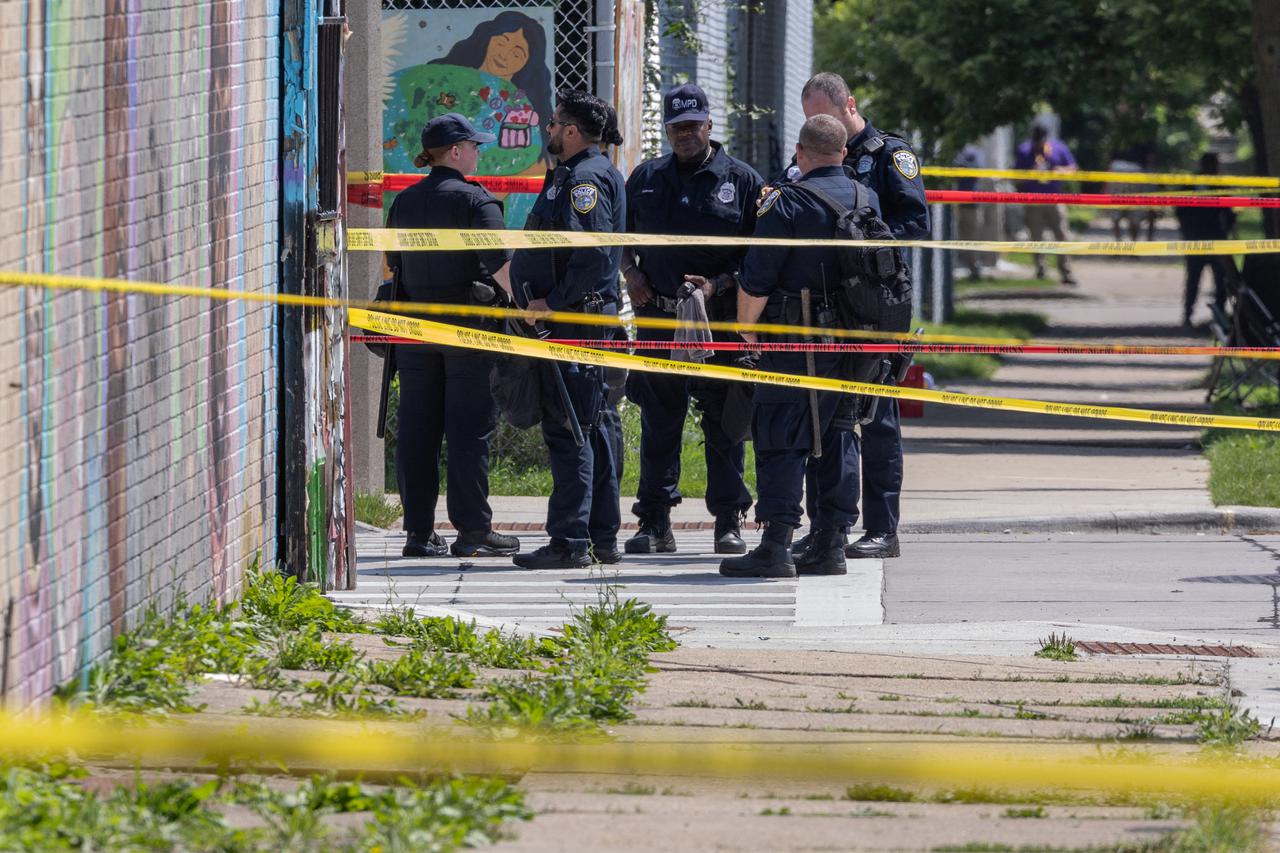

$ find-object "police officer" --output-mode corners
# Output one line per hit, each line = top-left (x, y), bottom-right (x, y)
(386, 113), (521, 559)
(795, 72), (929, 560)
(622, 84), (762, 556)
(509, 90), (627, 570)
(720, 115), (881, 579)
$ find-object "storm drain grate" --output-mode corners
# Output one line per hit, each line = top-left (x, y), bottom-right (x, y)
(1076, 641), (1258, 658)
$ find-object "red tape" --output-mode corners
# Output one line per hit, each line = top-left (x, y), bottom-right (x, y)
(353, 174), (1280, 210)
(349, 335), (1280, 360)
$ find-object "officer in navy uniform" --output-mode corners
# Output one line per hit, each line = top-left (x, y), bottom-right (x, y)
(720, 115), (883, 579)
(621, 84), (762, 557)
(509, 90), (627, 570)
(386, 113), (521, 559)
(792, 71), (929, 560)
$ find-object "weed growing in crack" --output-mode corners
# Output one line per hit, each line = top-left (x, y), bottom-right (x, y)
(244, 671), (416, 720)
(1002, 805), (1047, 819)
(365, 647), (475, 698)
(845, 784), (917, 803)
(273, 625), (364, 672)
(1197, 702), (1261, 748)
(1034, 633), (1079, 662)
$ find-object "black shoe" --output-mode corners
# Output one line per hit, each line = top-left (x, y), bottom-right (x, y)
(591, 543), (623, 564)
(402, 531), (448, 558)
(795, 528), (848, 576)
(719, 523), (796, 578)
(846, 532), (900, 559)
(713, 513), (747, 555)
(451, 530), (520, 558)
(791, 530), (813, 562)
(625, 509), (677, 554)
(513, 539), (592, 570)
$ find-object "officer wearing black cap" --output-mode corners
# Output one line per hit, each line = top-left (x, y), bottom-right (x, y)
(386, 113), (521, 559)
(621, 84), (762, 557)
(509, 90), (627, 570)
(792, 71), (929, 561)
(720, 115), (882, 578)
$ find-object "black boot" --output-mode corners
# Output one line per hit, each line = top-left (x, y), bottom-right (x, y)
(795, 528), (848, 576)
(451, 530), (520, 558)
(591, 541), (623, 564)
(713, 512), (747, 555)
(719, 522), (796, 578)
(513, 539), (591, 570)
(846, 532), (901, 559)
(402, 531), (448, 558)
(625, 508), (677, 554)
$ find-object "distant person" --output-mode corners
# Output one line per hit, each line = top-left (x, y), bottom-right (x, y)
(1175, 153), (1237, 327)
(1107, 145), (1157, 242)
(953, 142), (988, 280)
(1014, 123), (1078, 285)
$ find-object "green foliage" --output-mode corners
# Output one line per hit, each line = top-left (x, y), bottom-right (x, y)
(1204, 384), (1280, 507)
(1034, 633), (1079, 662)
(1196, 703), (1261, 748)
(814, 0), (1254, 164)
(466, 592), (676, 736)
(355, 491), (403, 529)
(273, 626), (364, 672)
(366, 648), (476, 698)
(1167, 801), (1268, 852)
(1002, 806), (1047, 819)
(59, 600), (261, 715)
(244, 671), (415, 720)
(845, 783), (917, 803)
(361, 776), (533, 852)
(375, 608), (561, 669)
(239, 566), (364, 634)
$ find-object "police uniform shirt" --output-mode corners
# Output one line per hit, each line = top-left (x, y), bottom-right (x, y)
(780, 119), (929, 240)
(510, 145), (625, 310)
(386, 166), (510, 304)
(625, 141), (763, 295)
(741, 165), (882, 300)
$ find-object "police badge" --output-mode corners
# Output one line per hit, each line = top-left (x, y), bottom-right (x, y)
(857, 155), (874, 175)
(786, 165), (802, 181)
(716, 181), (736, 204)
(892, 149), (920, 179)
(571, 183), (598, 214)
(546, 186), (559, 200)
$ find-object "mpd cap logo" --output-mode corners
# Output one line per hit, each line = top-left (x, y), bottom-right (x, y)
(571, 183), (599, 214)
(892, 149), (920, 179)
(671, 97), (699, 111)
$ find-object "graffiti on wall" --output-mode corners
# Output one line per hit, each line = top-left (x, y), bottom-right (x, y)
(1, 0), (280, 705)
(381, 7), (555, 227)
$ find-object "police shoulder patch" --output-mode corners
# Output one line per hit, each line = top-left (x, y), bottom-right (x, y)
(570, 183), (599, 214)
(892, 149), (920, 180)
(758, 188), (782, 216)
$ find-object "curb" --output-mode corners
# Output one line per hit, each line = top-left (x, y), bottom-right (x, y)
(899, 506), (1280, 534)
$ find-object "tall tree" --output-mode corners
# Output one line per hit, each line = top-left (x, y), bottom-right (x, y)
(1251, 0), (1280, 235)
(815, 0), (1256, 168)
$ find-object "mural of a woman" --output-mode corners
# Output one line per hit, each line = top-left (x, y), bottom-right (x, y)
(429, 10), (553, 163)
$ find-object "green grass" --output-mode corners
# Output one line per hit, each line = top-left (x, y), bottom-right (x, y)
(845, 783), (917, 803)
(354, 491), (402, 528)
(1203, 383), (1280, 507)
(954, 276), (1058, 297)
(917, 308), (1048, 383)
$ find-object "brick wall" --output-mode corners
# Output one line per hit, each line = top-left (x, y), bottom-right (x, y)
(0, 0), (280, 705)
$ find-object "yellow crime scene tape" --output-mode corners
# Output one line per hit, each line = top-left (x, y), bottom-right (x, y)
(2, 712), (1277, 798)
(0, 269), (1014, 344)
(353, 167), (1280, 190)
(349, 308), (1280, 434)
(924, 166), (1280, 189)
(349, 227), (1280, 257)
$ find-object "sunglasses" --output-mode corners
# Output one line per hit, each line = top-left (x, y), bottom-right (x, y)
(545, 117), (578, 131)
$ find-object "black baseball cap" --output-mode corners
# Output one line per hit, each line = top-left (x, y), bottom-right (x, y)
(664, 84), (710, 124)
(420, 112), (496, 150)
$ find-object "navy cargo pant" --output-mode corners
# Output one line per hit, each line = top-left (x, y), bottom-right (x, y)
(805, 395), (902, 534)
(625, 305), (752, 520)
(753, 348), (859, 529)
(396, 346), (497, 536)
(542, 313), (622, 551)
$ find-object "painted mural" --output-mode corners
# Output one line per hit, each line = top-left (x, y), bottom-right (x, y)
(381, 8), (555, 227)
(0, 0), (281, 705)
